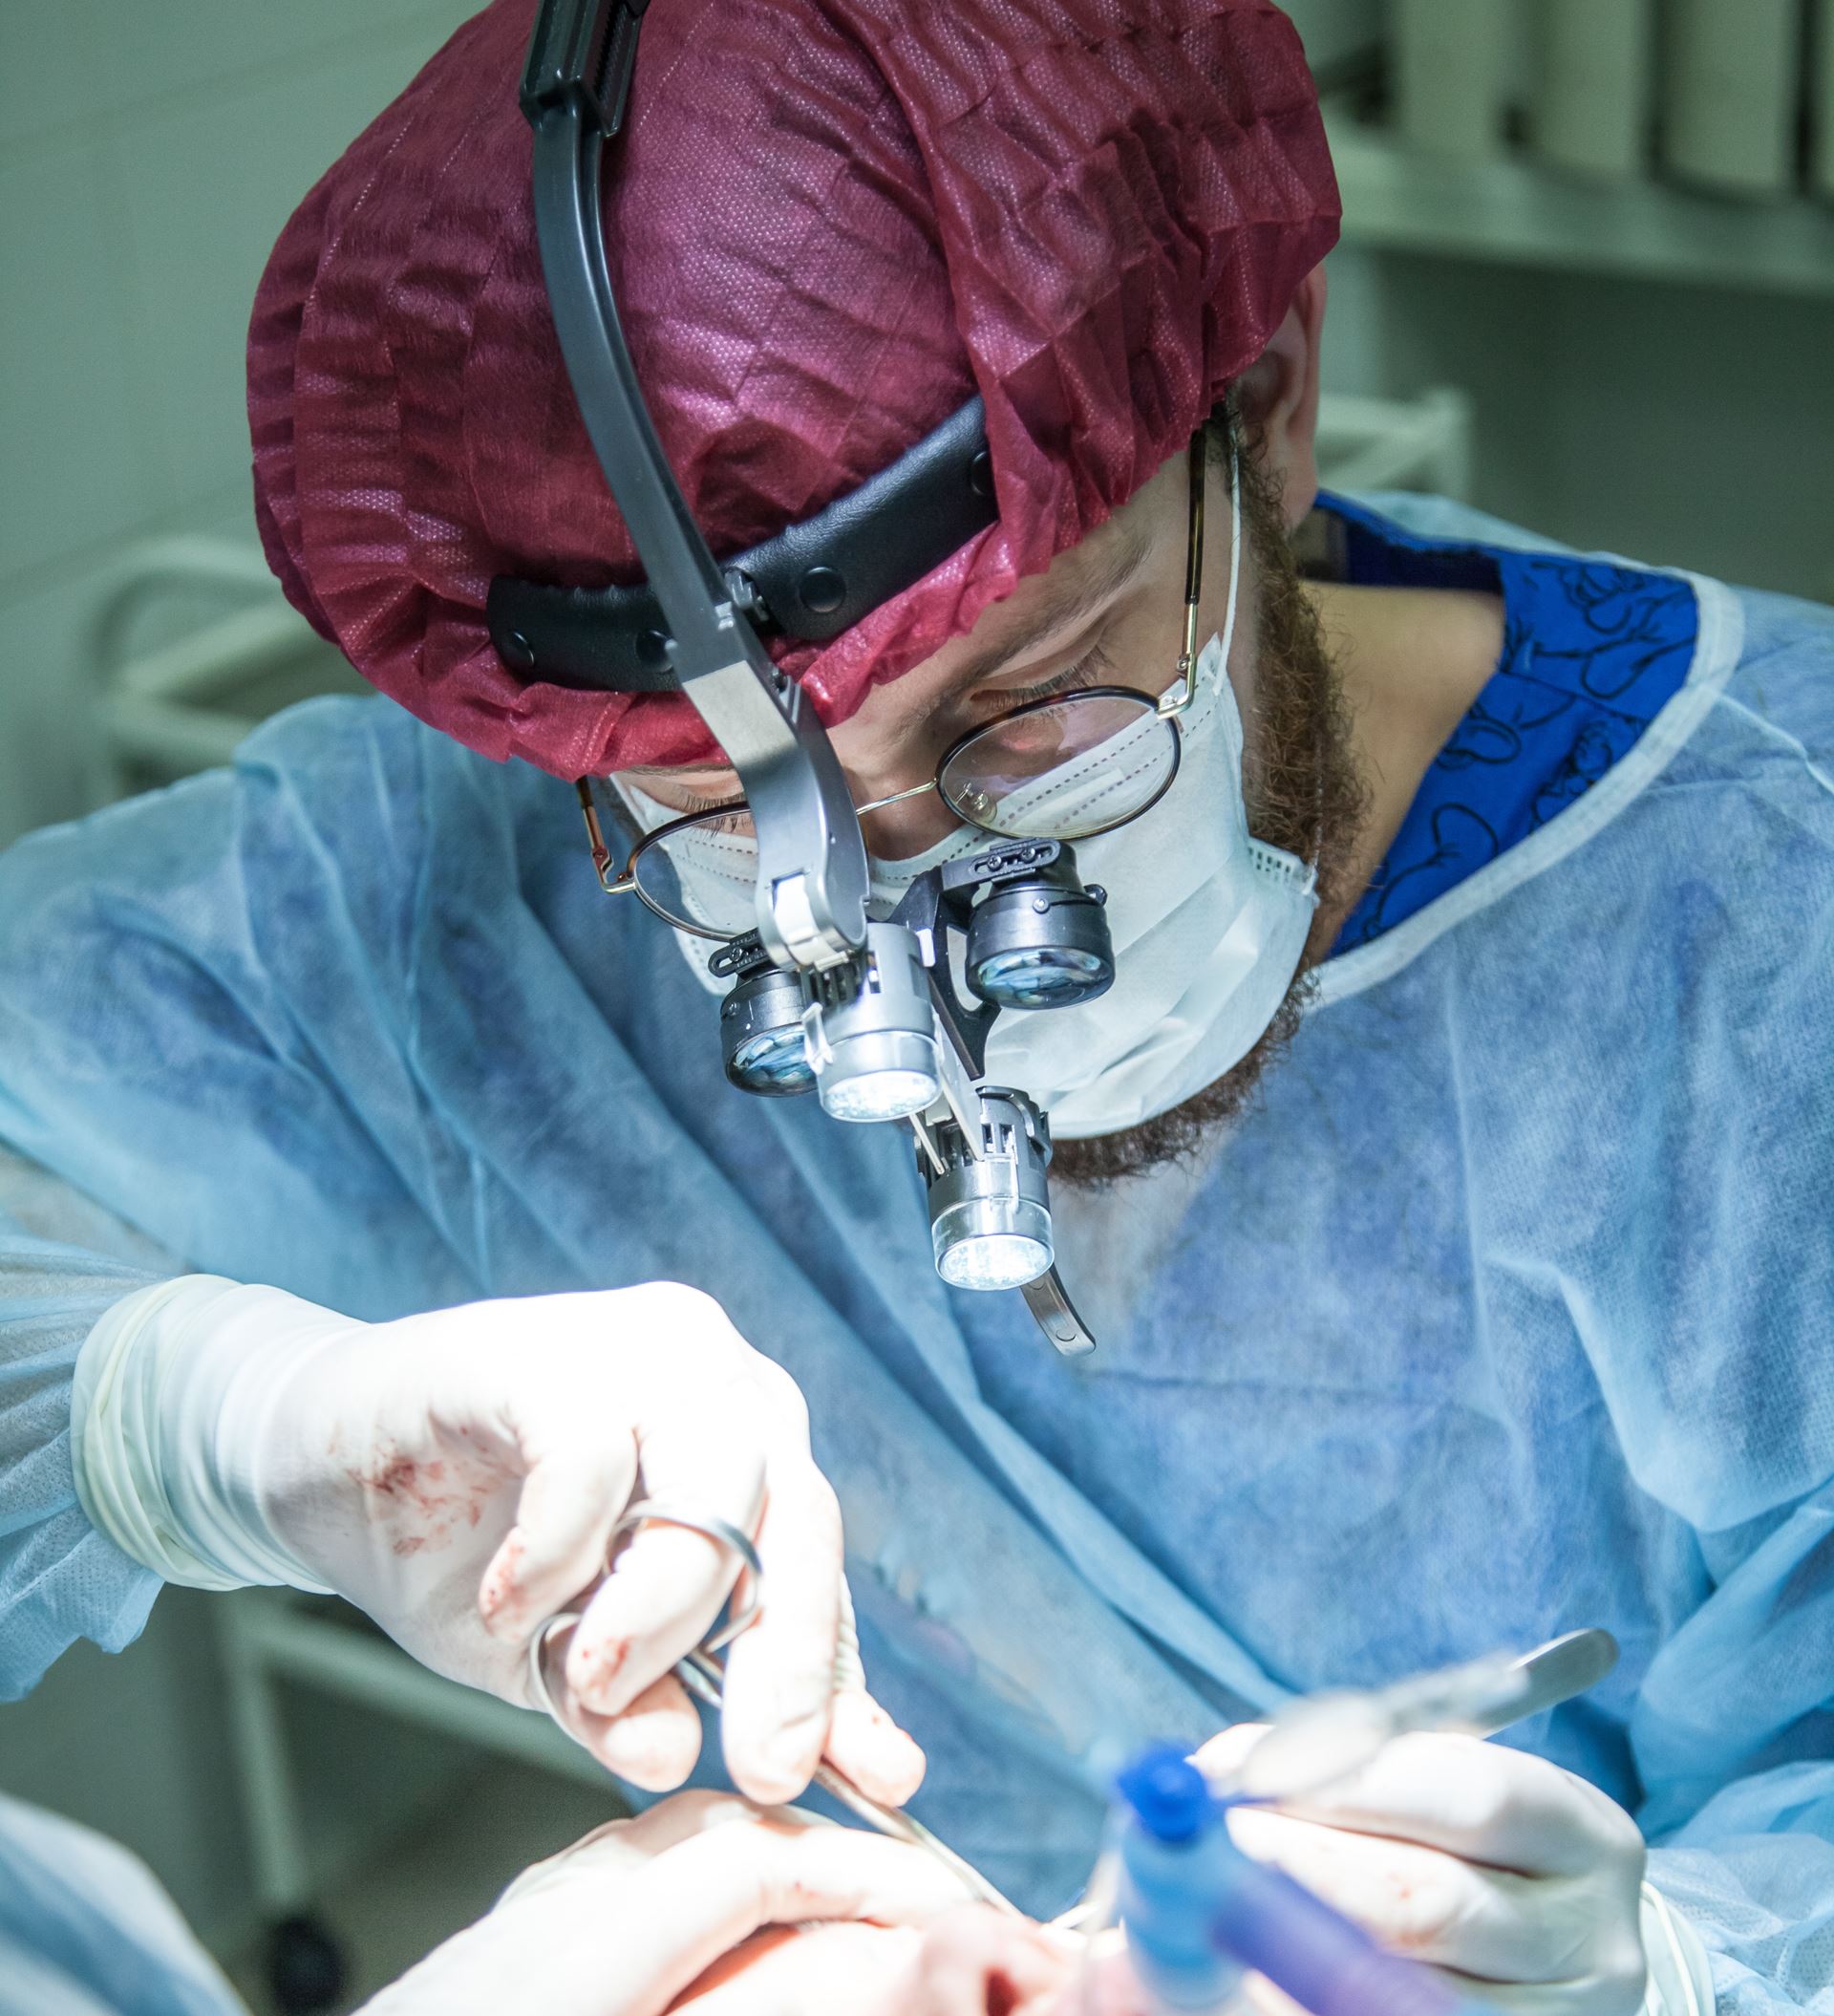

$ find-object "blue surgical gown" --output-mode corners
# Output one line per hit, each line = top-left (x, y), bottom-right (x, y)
(2, 498), (1831, 2009)
(0, 1795), (242, 2015)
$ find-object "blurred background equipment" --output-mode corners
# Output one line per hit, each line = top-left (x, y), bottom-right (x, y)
(1662, 0), (1801, 196)
(0, 2), (1828, 2010)
(1535, 0), (1654, 183)
(1819, 0), (1834, 200)
(1393, 0), (1514, 160)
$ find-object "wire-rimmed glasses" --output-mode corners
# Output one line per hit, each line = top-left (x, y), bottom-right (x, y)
(579, 430), (1233, 940)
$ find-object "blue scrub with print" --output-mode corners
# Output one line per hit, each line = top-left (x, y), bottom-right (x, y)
(2, 498), (1831, 2009)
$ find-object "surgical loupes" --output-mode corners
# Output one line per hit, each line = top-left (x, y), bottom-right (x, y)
(891, 840), (1107, 1350)
(511, 0), (1101, 1355)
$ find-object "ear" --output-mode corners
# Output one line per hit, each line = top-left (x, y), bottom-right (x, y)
(1232, 264), (1328, 529)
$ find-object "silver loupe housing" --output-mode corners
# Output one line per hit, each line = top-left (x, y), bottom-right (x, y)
(803, 921), (941, 1123)
(924, 1088), (1054, 1291)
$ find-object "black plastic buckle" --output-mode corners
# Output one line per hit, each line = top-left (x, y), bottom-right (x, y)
(522, 0), (650, 137)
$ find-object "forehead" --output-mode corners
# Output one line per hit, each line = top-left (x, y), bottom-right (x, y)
(845, 445), (1187, 723)
(619, 446), (1189, 784)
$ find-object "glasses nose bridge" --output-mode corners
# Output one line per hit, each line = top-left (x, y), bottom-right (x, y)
(855, 777), (940, 821)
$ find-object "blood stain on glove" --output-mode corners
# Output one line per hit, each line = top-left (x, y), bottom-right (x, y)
(477, 1532), (527, 1623)
(573, 1635), (631, 1689)
(985, 1974), (1020, 2016)
(349, 1443), (494, 1554)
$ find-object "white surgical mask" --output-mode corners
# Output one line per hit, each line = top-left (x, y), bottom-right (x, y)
(977, 632), (1316, 1138)
(619, 638), (1317, 1139)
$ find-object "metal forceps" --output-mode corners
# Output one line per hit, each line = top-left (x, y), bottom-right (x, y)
(527, 1499), (1019, 1915)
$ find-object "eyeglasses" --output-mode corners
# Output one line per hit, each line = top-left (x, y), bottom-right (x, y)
(578, 429), (1236, 940)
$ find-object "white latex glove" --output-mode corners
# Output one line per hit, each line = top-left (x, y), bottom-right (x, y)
(71, 1276), (925, 1805)
(361, 1792), (974, 2016)
(1194, 1725), (1712, 2016)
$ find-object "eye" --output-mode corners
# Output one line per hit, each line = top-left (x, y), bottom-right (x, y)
(651, 782), (746, 819)
(675, 788), (747, 818)
(989, 640), (1117, 711)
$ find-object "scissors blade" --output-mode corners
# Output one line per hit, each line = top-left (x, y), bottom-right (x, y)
(680, 1652), (1021, 1916)
(1234, 1627), (1621, 1803)
(1473, 1627), (1619, 1736)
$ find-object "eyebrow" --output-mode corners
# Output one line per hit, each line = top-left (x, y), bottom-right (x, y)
(621, 520), (1160, 790)
(941, 521), (1158, 696)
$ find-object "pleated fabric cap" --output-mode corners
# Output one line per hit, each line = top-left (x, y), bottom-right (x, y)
(247, 0), (1339, 776)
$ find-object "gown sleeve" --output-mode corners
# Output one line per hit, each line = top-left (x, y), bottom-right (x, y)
(1638, 1480), (1834, 2011)
(0, 1204), (164, 1701)
(1617, 600), (1834, 2012)
(0, 1791), (245, 2014)
(0, 697), (491, 1697)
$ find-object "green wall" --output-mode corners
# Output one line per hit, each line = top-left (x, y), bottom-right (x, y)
(0, 3), (481, 847)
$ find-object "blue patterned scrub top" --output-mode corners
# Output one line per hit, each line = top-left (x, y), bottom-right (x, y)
(1327, 493), (1700, 952)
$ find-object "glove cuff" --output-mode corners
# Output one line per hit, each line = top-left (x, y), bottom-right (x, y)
(71, 1275), (337, 1594)
(1642, 1879), (1716, 2015)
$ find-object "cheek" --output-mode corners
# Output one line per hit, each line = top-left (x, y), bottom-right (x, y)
(1217, 563), (1264, 726)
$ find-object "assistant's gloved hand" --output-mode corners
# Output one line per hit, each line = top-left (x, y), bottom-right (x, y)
(361, 1792), (975, 2016)
(1194, 1725), (1714, 2015)
(71, 1277), (925, 1806)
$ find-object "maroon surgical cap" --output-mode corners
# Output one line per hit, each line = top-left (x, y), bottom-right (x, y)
(247, 0), (1339, 777)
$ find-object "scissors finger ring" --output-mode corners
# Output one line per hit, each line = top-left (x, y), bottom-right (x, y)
(525, 1497), (763, 1729)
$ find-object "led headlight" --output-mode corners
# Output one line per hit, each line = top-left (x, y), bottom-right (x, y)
(717, 944), (816, 1096)
(925, 1089), (1054, 1291)
(806, 922), (941, 1123)
(965, 854), (1114, 1012)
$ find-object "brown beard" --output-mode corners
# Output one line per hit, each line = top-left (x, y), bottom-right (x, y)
(1050, 442), (1368, 1189)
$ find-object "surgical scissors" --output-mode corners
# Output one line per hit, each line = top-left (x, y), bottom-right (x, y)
(527, 1499), (1020, 1915)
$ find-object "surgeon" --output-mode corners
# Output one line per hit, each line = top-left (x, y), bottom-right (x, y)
(0, 0), (1829, 2010)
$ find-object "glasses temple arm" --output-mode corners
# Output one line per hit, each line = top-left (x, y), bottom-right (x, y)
(1181, 429), (1207, 676)
(576, 778), (637, 894)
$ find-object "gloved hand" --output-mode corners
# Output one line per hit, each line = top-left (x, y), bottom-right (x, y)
(71, 1276), (925, 1805)
(361, 1792), (974, 2016)
(1193, 1724), (1708, 2015)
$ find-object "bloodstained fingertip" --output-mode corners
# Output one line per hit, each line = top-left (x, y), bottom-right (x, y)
(564, 1630), (632, 1711)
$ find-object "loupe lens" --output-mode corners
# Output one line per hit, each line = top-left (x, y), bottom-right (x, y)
(971, 944), (1110, 1011)
(720, 958), (813, 1097)
(730, 1025), (814, 1095)
(964, 854), (1114, 1011)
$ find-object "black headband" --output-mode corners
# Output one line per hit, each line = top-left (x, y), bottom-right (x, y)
(487, 395), (996, 695)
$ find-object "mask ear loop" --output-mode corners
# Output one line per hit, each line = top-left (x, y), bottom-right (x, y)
(1160, 428), (1242, 719)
